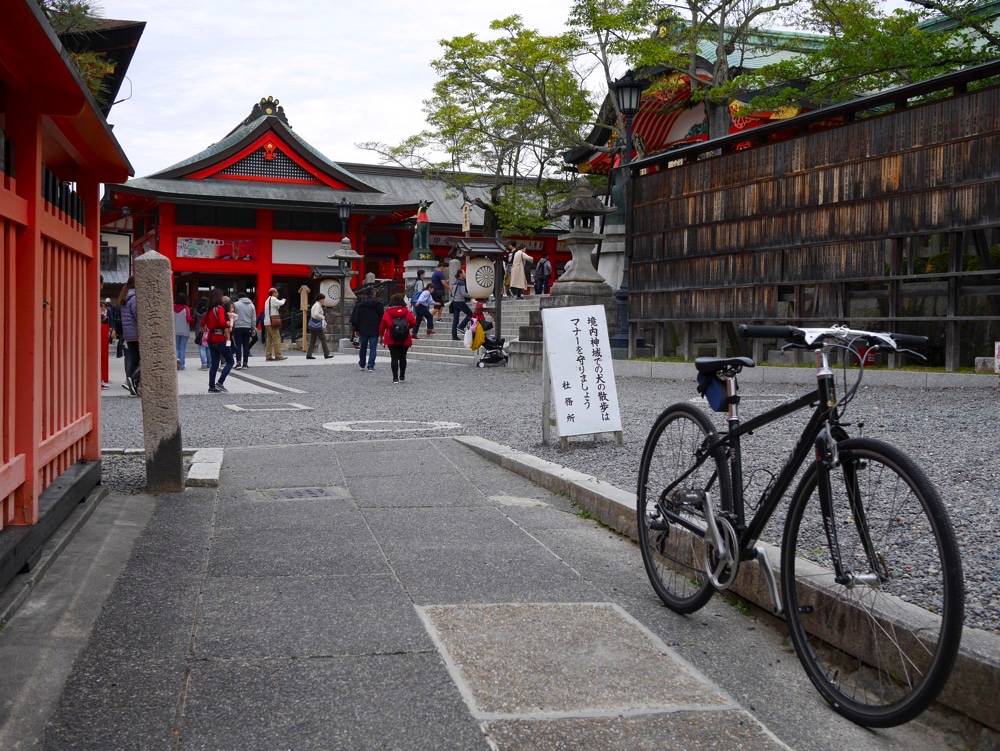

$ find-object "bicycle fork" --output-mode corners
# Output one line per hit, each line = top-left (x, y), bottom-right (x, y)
(814, 425), (884, 588)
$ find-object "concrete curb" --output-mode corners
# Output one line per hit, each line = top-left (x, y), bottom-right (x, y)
(102, 448), (224, 488)
(186, 448), (223, 488)
(0, 485), (109, 632)
(454, 434), (1000, 734)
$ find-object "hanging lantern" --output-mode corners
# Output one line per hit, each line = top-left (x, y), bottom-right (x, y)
(466, 256), (495, 299)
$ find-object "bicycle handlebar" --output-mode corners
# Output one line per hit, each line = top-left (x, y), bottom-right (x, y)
(738, 323), (928, 352)
(738, 325), (799, 339)
(888, 332), (929, 348)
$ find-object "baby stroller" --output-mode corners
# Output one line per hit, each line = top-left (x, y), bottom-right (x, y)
(470, 320), (508, 368)
(477, 334), (508, 368)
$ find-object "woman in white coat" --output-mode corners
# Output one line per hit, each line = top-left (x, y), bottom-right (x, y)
(509, 244), (533, 299)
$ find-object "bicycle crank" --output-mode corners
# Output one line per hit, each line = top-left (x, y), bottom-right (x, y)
(700, 490), (739, 589)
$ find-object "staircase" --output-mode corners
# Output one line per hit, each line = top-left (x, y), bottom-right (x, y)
(406, 296), (541, 366)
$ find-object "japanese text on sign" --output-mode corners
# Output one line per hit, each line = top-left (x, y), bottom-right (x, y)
(542, 305), (622, 437)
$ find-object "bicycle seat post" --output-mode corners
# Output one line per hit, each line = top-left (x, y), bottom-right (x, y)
(725, 374), (740, 427)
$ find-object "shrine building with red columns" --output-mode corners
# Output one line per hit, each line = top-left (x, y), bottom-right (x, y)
(101, 97), (564, 306)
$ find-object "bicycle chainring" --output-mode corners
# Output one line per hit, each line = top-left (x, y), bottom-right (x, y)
(703, 516), (740, 590)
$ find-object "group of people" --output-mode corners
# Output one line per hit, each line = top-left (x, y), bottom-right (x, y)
(192, 287), (294, 392)
(504, 240), (552, 299)
(114, 281), (293, 396)
(110, 259), (512, 395)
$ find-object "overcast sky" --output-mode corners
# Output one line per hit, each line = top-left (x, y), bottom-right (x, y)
(97, 0), (577, 179)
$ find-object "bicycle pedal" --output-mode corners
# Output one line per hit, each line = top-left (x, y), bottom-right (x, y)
(648, 518), (668, 531)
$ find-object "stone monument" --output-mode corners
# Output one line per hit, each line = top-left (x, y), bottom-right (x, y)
(403, 200), (438, 293)
(133, 250), (184, 492)
(508, 183), (616, 371)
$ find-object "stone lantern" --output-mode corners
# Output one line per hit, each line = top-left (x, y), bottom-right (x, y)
(548, 183), (615, 299)
(327, 237), (362, 344)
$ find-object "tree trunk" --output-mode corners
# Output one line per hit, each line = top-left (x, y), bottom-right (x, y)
(706, 99), (732, 142)
(482, 206), (499, 240)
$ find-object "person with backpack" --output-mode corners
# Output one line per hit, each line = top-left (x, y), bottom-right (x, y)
(379, 293), (417, 384)
(411, 283), (435, 339)
(534, 255), (552, 295)
(204, 286), (234, 393)
(350, 287), (385, 372)
(450, 268), (473, 340)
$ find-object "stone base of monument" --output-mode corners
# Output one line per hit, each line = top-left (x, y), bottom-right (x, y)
(403, 258), (438, 292)
(596, 224), (625, 291)
(508, 292), (617, 372)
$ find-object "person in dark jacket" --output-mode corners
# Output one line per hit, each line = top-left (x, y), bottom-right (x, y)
(378, 294), (417, 384)
(450, 269), (473, 340)
(349, 288), (385, 372)
(118, 276), (140, 395)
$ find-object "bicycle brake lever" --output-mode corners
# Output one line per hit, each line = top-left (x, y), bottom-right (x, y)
(897, 348), (927, 362)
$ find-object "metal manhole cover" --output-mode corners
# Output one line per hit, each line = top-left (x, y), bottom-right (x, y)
(322, 420), (462, 433)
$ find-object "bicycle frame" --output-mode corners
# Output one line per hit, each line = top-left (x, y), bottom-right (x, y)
(659, 350), (848, 563)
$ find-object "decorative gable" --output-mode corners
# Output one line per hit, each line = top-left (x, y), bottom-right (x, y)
(185, 132), (349, 189)
(216, 146), (316, 182)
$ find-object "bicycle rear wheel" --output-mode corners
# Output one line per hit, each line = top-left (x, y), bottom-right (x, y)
(637, 403), (731, 614)
(782, 438), (964, 727)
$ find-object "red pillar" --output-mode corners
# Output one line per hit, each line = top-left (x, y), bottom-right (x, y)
(9, 103), (43, 523)
(79, 170), (102, 461)
(257, 209), (273, 310)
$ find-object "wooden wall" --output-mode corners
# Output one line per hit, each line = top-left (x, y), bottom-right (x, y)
(629, 62), (1000, 369)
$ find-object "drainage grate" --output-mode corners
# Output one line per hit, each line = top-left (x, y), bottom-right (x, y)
(261, 486), (348, 500)
(224, 403), (313, 412)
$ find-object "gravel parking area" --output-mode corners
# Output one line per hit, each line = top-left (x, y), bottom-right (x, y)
(99, 355), (1000, 632)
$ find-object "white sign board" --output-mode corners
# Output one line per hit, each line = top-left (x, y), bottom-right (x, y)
(541, 305), (622, 438)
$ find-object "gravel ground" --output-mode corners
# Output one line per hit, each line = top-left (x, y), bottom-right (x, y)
(99, 355), (1000, 632)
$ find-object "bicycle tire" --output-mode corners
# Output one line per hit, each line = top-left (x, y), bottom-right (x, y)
(781, 437), (964, 727)
(637, 403), (732, 614)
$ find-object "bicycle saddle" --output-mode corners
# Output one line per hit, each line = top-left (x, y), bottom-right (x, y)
(694, 356), (755, 374)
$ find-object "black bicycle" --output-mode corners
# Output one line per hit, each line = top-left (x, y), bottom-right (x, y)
(637, 324), (964, 728)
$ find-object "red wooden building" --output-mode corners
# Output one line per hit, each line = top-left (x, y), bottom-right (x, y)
(1, 0), (133, 586)
(102, 98), (564, 307)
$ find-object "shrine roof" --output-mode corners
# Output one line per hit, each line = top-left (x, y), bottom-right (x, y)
(109, 177), (408, 214)
(145, 104), (379, 193)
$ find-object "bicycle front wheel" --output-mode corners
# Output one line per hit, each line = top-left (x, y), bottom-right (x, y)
(782, 438), (964, 727)
(637, 403), (731, 614)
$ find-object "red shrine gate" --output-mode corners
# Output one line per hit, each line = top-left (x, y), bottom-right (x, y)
(0, 0), (132, 586)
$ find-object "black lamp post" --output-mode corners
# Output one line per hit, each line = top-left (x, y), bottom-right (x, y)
(338, 197), (351, 237)
(339, 197), (355, 279)
(608, 69), (649, 353)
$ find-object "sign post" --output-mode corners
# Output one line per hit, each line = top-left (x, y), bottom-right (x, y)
(298, 285), (310, 352)
(541, 305), (623, 450)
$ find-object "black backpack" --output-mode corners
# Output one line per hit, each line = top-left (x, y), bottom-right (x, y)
(388, 312), (409, 343)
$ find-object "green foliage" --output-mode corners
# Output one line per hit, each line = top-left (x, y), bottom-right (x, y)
(35, 0), (115, 103)
(360, 15), (594, 235)
(737, 0), (1000, 113)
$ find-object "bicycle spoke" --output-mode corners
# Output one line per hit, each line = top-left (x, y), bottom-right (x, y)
(782, 439), (963, 727)
(637, 404), (730, 614)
